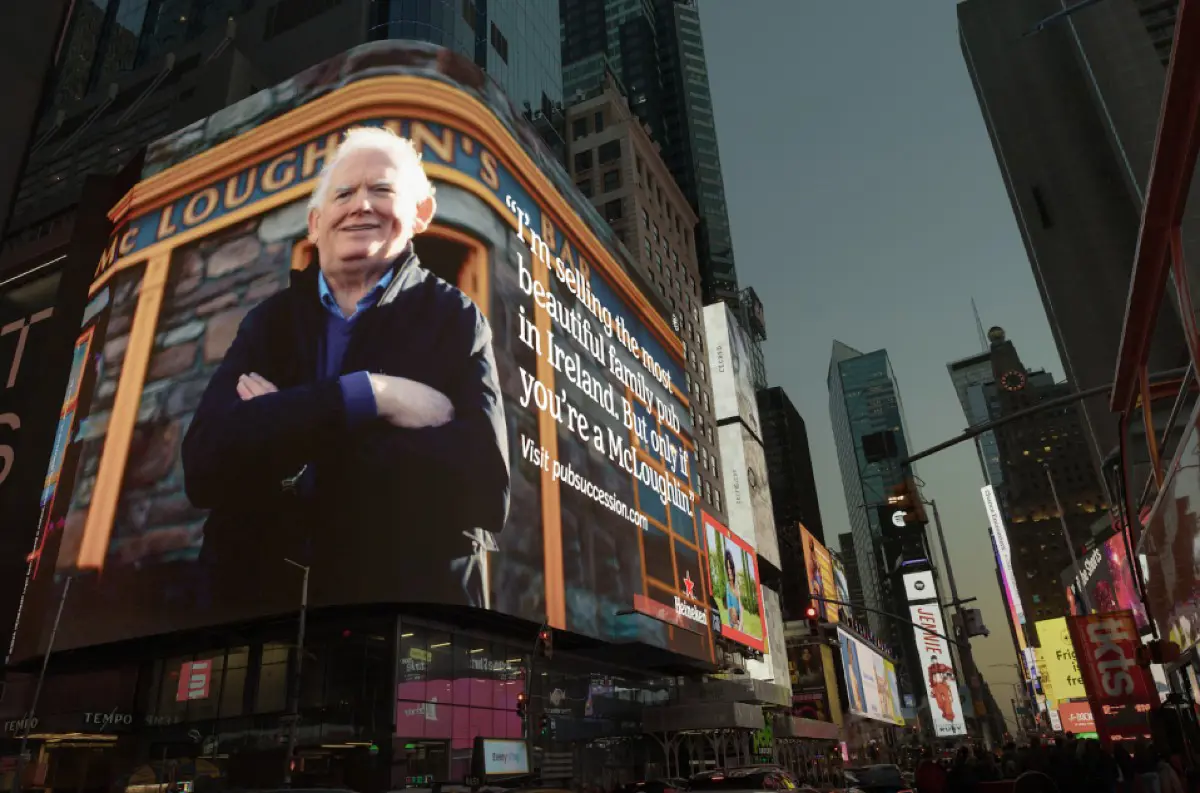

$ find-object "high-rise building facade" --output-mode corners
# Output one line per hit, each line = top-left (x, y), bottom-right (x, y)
(978, 329), (1108, 624)
(958, 0), (1190, 471)
(758, 386), (825, 620)
(827, 341), (922, 683)
(563, 76), (725, 523)
(948, 349), (1005, 488)
(838, 531), (866, 616)
(4, 0), (563, 265)
(560, 0), (740, 305)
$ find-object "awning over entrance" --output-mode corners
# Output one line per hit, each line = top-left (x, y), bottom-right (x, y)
(643, 702), (765, 733)
(774, 716), (839, 742)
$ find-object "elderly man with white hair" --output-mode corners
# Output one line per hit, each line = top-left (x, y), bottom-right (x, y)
(182, 126), (510, 611)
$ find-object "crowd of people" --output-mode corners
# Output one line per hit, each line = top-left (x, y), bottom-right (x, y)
(912, 737), (1190, 793)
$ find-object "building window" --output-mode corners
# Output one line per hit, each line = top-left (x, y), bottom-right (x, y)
(603, 169), (621, 191)
(655, 253), (663, 271)
(651, 223), (659, 242)
(594, 110), (605, 133)
(572, 118), (588, 140)
(576, 179), (592, 198)
(462, 0), (477, 27)
(490, 22), (509, 63)
(644, 239), (652, 257)
(599, 139), (621, 164)
(604, 199), (623, 222)
(574, 150), (593, 172)
(641, 208), (650, 228)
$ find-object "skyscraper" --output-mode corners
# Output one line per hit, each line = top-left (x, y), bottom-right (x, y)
(758, 386), (825, 620)
(948, 348), (1005, 488)
(958, 0), (1189, 471)
(560, 0), (740, 305)
(827, 342), (921, 671)
(3, 0), (563, 265)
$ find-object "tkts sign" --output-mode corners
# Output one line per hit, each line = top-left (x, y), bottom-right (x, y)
(1067, 611), (1155, 743)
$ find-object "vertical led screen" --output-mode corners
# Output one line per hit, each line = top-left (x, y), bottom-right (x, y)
(1063, 532), (1149, 630)
(0, 266), (66, 659)
(982, 485), (1032, 677)
(836, 627), (904, 726)
(1034, 618), (1085, 704)
(908, 601), (967, 737)
(1068, 612), (1155, 743)
(788, 639), (832, 722)
(704, 511), (766, 652)
(833, 555), (851, 620)
(10, 43), (713, 662)
(800, 524), (837, 622)
(703, 303), (761, 441)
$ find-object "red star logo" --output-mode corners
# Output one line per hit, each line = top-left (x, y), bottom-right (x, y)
(683, 571), (696, 599)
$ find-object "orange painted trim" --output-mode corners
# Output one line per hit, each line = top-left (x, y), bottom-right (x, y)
(104, 76), (683, 362)
(531, 237), (565, 630)
(91, 181), (315, 296)
(76, 254), (169, 569)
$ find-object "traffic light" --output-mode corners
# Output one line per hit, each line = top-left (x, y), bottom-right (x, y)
(538, 714), (551, 736)
(516, 691), (527, 719)
(537, 627), (553, 659)
(886, 476), (927, 525)
(805, 604), (820, 635)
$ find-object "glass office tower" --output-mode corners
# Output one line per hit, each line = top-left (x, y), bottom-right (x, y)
(827, 342), (914, 646)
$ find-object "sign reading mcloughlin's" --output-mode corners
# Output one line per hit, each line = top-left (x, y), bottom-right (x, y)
(11, 43), (721, 665)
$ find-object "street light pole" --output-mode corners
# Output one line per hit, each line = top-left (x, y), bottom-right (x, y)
(282, 558), (309, 788)
(12, 577), (71, 793)
(1043, 463), (1092, 613)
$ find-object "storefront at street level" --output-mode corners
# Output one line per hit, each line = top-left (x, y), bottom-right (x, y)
(0, 609), (731, 793)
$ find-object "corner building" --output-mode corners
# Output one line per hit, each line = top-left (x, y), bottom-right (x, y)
(0, 44), (820, 793)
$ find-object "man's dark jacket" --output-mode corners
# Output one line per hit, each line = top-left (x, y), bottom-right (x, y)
(181, 249), (510, 612)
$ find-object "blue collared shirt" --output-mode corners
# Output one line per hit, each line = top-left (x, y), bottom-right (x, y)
(319, 268), (396, 425)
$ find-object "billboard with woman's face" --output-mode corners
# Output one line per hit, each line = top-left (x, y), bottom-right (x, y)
(9, 43), (715, 665)
(703, 511), (766, 652)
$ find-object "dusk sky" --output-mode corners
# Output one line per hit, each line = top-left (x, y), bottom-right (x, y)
(697, 0), (1067, 712)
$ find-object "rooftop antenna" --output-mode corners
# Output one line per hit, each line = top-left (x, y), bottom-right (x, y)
(972, 298), (988, 352)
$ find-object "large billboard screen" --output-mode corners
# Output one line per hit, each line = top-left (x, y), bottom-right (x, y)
(1063, 531), (1149, 630)
(800, 524), (837, 622)
(0, 266), (67, 656)
(704, 511), (766, 652)
(1067, 612), (1155, 743)
(836, 627), (904, 726)
(10, 44), (714, 662)
(1034, 617), (1085, 704)
(909, 603), (967, 737)
(717, 422), (779, 568)
(788, 639), (833, 722)
(703, 303), (760, 440)
(982, 485), (1032, 676)
(833, 554), (851, 620)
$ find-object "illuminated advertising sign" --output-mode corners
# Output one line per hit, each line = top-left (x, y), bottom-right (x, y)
(704, 511), (766, 652)
(1057, 702), (1096, 735)
(704, 303), (761, 441)
(717, 422), (780, 569)
(982, 484), (1033, 680)
(800, 524), (838, 622)
(836, 627), (904, 726)
(0, 266), (68, 660)
(909, 603), (968, 737)
(481, 739), (529, 775)
(1063, 532), (1149, 630)
(833, 556), (851, 620)
(1067, 612), (1155, 743)
(902, 570), (937, 603)
(788, 639), (832, 722)
(1035, 618), (1085, 704)
(10, 44), (712, 662)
